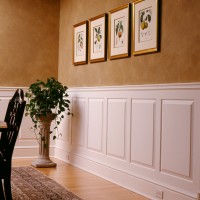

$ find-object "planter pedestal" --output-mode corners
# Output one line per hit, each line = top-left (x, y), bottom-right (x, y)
(32, 114), (57, 168)
(32, 158), (56, 168)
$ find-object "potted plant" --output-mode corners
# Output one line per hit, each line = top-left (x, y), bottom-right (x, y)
(25, 77), (72, 167)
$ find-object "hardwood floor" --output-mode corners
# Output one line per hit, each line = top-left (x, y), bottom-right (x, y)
(12, 158), (149, 200)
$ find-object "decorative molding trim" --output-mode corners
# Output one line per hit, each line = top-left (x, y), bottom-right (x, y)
(1, 84), (200, 200)
(68, 82), (200, 92)
(56, 83), (200, 200)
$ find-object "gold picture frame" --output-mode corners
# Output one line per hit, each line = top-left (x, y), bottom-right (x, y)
(109, 3), (131, 60)
(73, 20), (88, 65)
(89, 13), (108, 63)
(133, 0), (159, 55)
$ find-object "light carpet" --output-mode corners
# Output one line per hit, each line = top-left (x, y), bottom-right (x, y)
(11, 166), (83, 200)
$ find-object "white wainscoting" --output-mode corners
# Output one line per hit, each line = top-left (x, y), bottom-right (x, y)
(54, 83), (200, 200)
(1, 84), (200, 200)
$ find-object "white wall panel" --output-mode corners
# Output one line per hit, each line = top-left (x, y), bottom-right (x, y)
(106, 99), (127, 159)
(87, 98), (104, 152)
(161, 100), (193, 178)
(57, 112), (70, 143)
(0, 98), (9, 119)
(18, 115), (35, 140)
(71, 97), (86, 147)
(131, 99), (155, 167)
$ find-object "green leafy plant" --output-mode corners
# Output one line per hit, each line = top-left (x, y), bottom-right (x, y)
(25, 77), (72, 140)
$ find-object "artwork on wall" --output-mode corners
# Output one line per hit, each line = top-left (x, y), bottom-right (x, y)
(72, 0), (160, 65)
(133, 0), (159, 55)
(73, 20), (88, 65)
(89, 13), (108, 63)
(109, 3), (131, 60)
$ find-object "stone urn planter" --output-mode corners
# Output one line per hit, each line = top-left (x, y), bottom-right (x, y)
(25, 77), (72, 168)
(31, 113), (57, 168)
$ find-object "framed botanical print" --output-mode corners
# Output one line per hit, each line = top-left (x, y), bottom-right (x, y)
(73, 20), (88, 65)
(89, 13), (108, 63)
(133, 0), (159, 55)
(109, 3), (131, 60)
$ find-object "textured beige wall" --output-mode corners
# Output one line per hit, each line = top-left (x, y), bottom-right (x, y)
(0, 0), (59, 87)
(59, 0), (200, 87)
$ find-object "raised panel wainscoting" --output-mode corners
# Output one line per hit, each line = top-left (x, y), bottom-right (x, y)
(55, 83), (200, 200)
(1, 84), (200, 200)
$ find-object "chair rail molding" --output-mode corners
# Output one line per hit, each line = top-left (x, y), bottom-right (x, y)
(55, 83), (200, 200)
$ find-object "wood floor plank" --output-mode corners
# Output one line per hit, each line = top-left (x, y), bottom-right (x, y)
(12, 158), (149, 200)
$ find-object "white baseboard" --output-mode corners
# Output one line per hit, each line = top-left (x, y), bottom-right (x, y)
(13, 146), (56, 159)
(56, 148), (196, 200)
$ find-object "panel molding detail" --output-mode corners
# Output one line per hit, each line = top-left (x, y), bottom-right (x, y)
(106, 98), (127, 159)
(55, 83), (200, 200)
(71, 97), (86, 147)
(1, 83), (200, 200)
(87, 98), (104, 153)
(131, 99), (156, 168)
(161, 100), (193, 178)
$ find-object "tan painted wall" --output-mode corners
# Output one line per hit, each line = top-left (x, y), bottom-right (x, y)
(0, 1), (199, 87)
(59, 0), (200, 87)
(0, 0), (59, 87)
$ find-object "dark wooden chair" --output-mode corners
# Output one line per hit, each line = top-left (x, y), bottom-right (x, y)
(0, 89), (26, 200)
